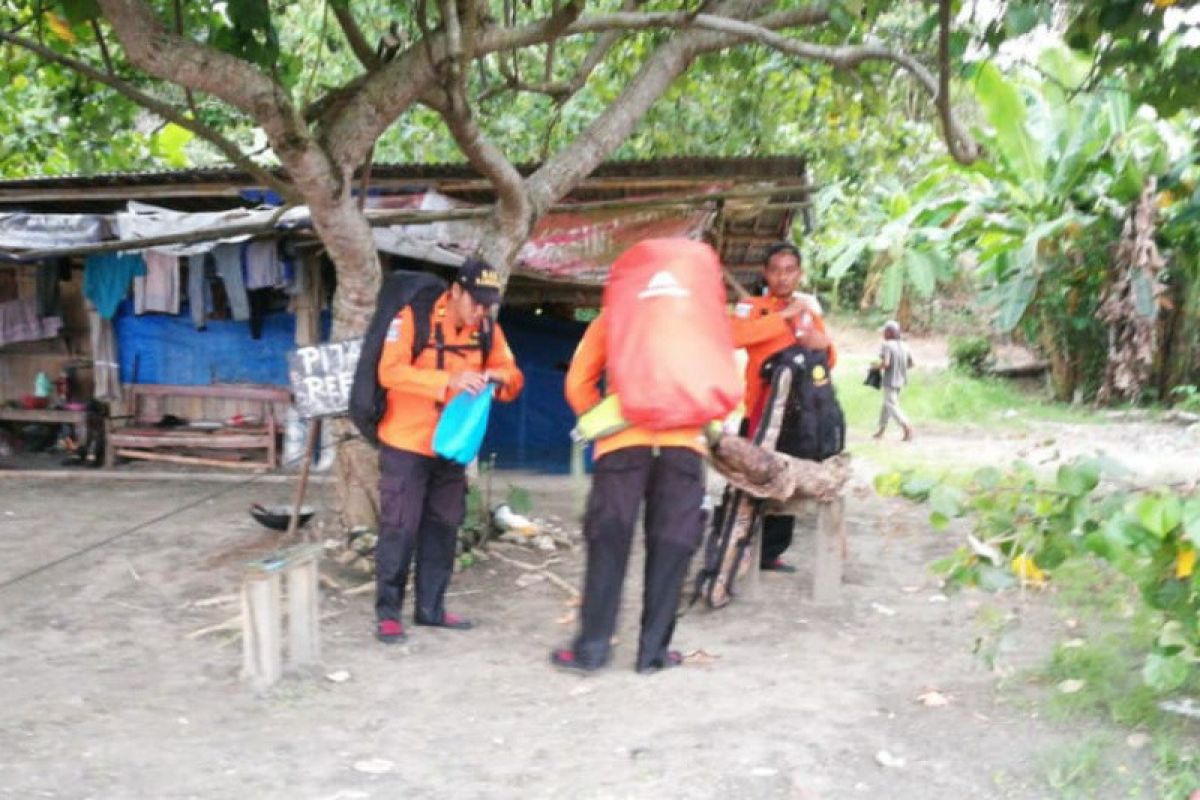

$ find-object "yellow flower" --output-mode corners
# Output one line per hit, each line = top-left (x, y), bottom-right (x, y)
(1176, 548), (1195, 579)
(1011, 554), (1047, 585)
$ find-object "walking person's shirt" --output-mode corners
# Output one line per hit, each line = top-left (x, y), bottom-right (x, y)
(879, 339), (912, 389)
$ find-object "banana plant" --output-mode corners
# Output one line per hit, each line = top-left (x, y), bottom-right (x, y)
(962, 48), (1174, 335)
(821, 167), (977, 317)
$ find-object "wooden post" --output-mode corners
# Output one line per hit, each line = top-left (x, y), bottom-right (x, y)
(743, 512), (764, 599)
(811, 497), (846, 604)
(241, 573), (282, 689)
(286, 419), (321, 540)
(240, 543), (323, 689)
(286, 558), (320, 668)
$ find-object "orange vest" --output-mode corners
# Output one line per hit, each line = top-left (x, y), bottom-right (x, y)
(376, 292), (523, 456)
(730, 294), (837, 419)
(565, 312), (705, 459)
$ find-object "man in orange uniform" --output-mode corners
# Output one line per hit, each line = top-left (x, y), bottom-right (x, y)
(374, 258), (524, 643)
(551, 311), (707, 674)
(731, 242), (836, 572)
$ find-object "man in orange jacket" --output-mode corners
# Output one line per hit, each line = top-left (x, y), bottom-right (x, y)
(731, 242), (836, 572)
(551, 311), (706, 674)
(374, 258), (524, 643)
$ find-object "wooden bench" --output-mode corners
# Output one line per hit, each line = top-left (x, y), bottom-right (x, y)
(105, 383), (291, 471)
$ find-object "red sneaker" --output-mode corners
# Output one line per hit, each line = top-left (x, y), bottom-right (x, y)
(636, 650), (684, 674)
(549, 648), (604, 673)
(376, 619), (406, 644)
(761, 559), (797, 573)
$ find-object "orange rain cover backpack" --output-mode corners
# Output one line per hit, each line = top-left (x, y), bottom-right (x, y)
(603, 238), (743, 430)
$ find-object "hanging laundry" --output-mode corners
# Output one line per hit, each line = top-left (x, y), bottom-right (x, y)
(0, 297), (62, 346)
(87, 302), (121, 401)
(35, 260), (65, 317)
(211, 244), (250, 321)
(133, 250), (181, 314)
(84, 252), (146, 320)
(187, 253), (214, 330)
(242, 239), (284, 289)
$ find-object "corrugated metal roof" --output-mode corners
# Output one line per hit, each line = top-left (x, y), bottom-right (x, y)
(0, 155), (808, 191)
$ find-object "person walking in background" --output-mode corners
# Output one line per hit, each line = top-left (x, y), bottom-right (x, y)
(873, 320), (914, 442)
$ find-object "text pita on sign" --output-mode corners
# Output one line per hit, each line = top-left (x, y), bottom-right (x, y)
(287, 339), (362, 419)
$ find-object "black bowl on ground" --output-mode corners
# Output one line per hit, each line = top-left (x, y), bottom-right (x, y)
(250, 503), (315, 531)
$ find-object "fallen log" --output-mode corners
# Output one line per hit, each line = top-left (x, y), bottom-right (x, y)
(707, 433), (851, 503)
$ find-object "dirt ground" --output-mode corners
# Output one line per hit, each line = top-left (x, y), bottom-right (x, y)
(3, 395), (1198, 799)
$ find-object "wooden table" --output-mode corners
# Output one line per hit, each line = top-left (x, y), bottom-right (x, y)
(0, 407), (92, 441)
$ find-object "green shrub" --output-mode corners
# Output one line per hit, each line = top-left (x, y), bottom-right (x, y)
(949, 335), (991, 376)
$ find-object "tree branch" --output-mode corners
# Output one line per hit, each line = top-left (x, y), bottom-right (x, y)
(680, 12), (980, 163)
(95, 0), (310, 161)
(0, 28), (298, 202)
(936, 0), (977, 164)
(331, 3), (379, 70)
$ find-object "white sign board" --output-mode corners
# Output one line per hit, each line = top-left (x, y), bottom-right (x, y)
(287, 339), (362, 420)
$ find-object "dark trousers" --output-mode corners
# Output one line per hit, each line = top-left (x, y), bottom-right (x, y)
(738, 416), (796, 567)
(375, 445), (467, 624)
(761, 515), (795, 567)
(572, 446), (705, 671)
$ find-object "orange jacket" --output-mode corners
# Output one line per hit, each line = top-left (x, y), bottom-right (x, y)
(377, 291), (524, 456)
(731, 294), (837, 419)
(565, 312), (705, 459)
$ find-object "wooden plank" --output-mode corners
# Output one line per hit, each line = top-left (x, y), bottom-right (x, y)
(0, 408), (87, 425)
(110, 432), (269, 448)
(286, 559), (320, 669)
(811, 498), (845, 605)
(127, 384), (291, 403)
(242, 573), (282, 689)
(114, 449), (268, 470)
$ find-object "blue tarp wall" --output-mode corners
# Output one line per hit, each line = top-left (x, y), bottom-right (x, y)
(114, 302), (584, 473)
(481, 310), (585, 473)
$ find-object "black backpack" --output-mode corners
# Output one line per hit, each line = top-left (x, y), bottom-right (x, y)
(760, 345), (845, 461)
(348, 269), (492, 446)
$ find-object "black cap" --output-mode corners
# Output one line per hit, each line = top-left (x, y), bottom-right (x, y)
(456, 257), (502, 307)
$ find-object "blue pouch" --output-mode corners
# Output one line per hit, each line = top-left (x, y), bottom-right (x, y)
(433, 383), (496, 464)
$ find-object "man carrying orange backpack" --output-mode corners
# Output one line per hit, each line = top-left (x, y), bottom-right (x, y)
(551, 239), (741, 674)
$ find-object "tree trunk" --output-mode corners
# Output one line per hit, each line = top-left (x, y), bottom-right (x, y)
(302, 179), (384, 531)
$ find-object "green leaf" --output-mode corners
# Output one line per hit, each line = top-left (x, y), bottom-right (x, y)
(972, 61), (1045, 192)
(1143, 651), (1191, 693)
(58, 0), (100, 24)
(878, 260), (905, 311)
(973, 466), (1002, 491)
(929, 485), (963, 520)
(1055, 460), (1101, 497)
(874, 471), (903, 497)
(826, 239), (867, 280)
(977, 564), (1017, 592)
(903, 249), (937, 298)
(1133, 494), (1183, 539)
(1183, 498), (1200, 546)
(901, 473), (938, 502)
(995, 263), (1038, 332)
(152, 123), (194, 168)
